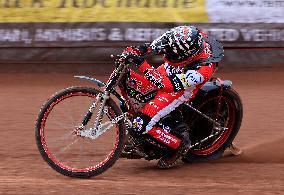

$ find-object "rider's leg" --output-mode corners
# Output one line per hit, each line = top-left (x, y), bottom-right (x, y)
(155, 64), (217, 168)
(130, 64), (216, 167)
(131, 90), (192, 167)
(120, 70), (158, 157)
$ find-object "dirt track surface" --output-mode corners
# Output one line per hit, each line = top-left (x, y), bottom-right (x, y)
(0, 68), (284, 194)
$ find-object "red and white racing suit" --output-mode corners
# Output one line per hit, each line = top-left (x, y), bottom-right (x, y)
(120, 39), (216, 149)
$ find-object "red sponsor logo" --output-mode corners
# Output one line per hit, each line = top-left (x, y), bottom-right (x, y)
(147, 128), (181, 149)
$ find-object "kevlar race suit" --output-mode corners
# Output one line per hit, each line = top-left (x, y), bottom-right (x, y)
(119, 31), (223, 150)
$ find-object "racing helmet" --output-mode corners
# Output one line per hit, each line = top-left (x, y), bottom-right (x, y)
(152, 26), (204, 66)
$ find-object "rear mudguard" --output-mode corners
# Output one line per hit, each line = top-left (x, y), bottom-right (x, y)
(195, 79), (232, 100)
(201, 79), (232, 93)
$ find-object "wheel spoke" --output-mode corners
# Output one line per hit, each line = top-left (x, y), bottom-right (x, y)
(53, 137), (80, 157)
(48, 130), (75, 144)
(49, 119), (75, 132)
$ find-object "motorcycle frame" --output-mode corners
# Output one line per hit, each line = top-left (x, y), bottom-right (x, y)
(75, 62), (233, 140)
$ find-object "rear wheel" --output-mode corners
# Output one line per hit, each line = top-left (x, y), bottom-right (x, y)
(183, 88), (243, 162)
(35, 86), (126, 178)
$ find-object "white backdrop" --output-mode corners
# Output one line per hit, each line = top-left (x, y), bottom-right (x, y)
(206, 0), (284, 23)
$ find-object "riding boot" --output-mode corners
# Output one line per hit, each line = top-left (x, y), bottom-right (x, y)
(120, 128), (146, 159)
(157, 129), (191, 169)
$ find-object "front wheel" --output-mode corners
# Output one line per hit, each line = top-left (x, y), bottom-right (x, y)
(35, 86), (126, 178)
(183, 88), (243, 163)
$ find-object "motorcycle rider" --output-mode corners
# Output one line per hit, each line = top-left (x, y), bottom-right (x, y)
(120, 26), (224, 168)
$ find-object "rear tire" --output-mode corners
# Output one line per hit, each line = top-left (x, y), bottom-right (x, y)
(35, 86), (126, 178)
(183, 88), (243, 163)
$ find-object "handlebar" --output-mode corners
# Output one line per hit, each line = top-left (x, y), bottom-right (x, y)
(111, 53), (132, 68)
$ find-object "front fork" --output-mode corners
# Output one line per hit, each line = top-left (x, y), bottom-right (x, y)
(93, 92), (110, 129)
(81, 91), (109, 130)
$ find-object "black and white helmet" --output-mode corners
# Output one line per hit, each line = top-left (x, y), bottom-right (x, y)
(151, 26), (204, 64)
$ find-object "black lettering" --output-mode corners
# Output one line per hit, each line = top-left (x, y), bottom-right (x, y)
(95, 0), (110, 7)
(247, 1), (256, 6)
(126, 0), (140, 7)
(125, 0), (131, 7)
(117, 0), (152, 8)
(82, 0), (94, 7)
(183, 0), (196, 8)
(58, 0), (79, 8)
(114, 0), (197, 8)
(155, 0), (167, 7)
(2, 0), (21, 8)
(221, 1), (233, 6)
(82, 0), (111, 8)
(116, 0), (122, 7)
(143, 0), (151, 7)
(277, 1), (284, 7)
(173, 0), (179, 8)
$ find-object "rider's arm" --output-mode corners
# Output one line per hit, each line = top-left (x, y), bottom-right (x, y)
(122, 47), (181, 92)
(138, 61), (216, 93)
(174, 63), (216, 90)
(138, 61), (184, 93)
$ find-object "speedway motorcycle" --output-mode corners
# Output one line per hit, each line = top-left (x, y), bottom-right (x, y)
(35, 54), (243, 178)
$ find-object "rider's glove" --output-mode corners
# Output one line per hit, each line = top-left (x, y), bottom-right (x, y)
(122, 46), (145, 67)
(123, 44), (151, 56)
(124, 54), (145, 67)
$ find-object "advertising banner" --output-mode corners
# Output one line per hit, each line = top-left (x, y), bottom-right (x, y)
(0, 23), (283, 47)
(0, 0), (283, 63)
(1, 0), (283, 23)
(0, 0), (208, 22)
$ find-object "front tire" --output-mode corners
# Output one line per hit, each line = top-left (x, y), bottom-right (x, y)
(183, 88), (243, 163)
(35, 86), (126, 178)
